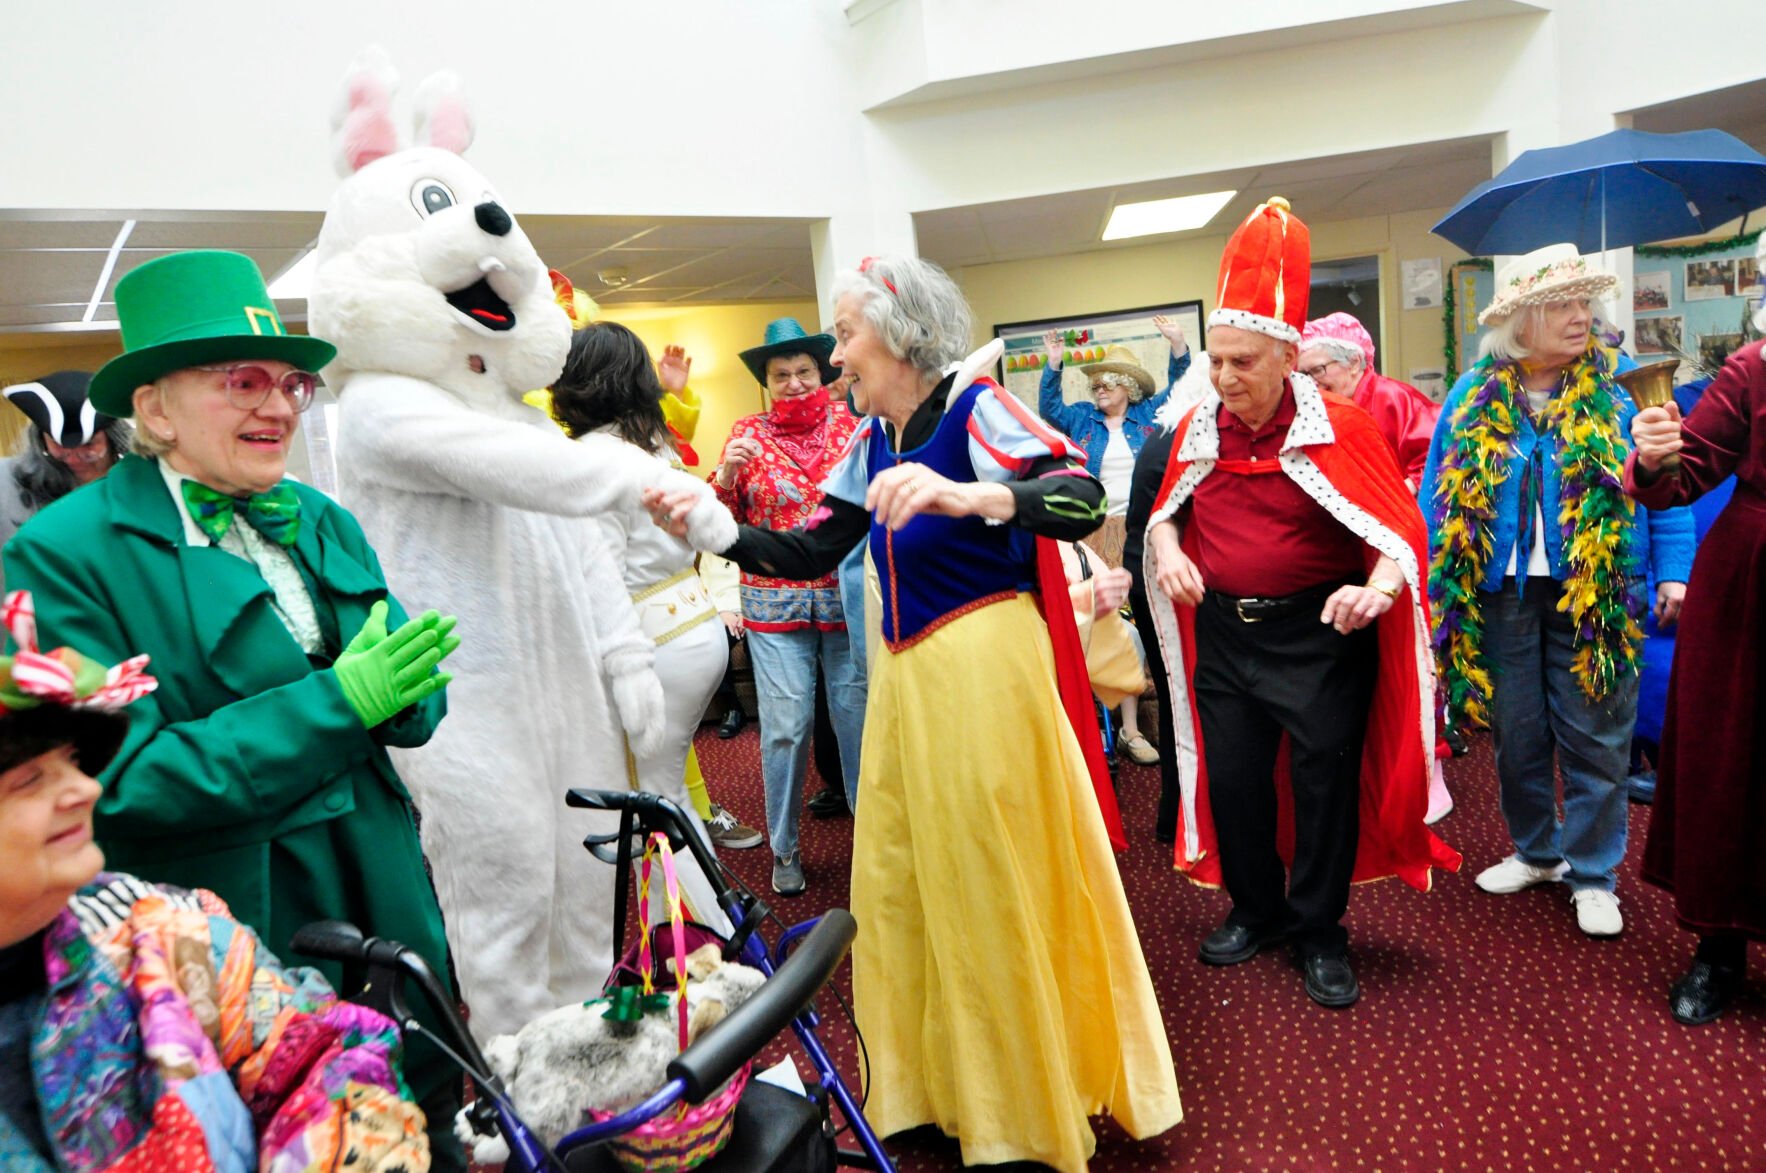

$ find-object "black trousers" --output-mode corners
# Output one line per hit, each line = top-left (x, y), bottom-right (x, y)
(1192, 591), (1377, 954)
(1130, 587), (1183, 840)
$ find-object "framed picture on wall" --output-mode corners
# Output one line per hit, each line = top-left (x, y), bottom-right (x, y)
(1738, 256), (1763, 297)
(1633, 271), (1671, 312)
(1634, 315), (1684, 355)
(1684, 258), (1736, 301)
(994, 299), (1205, 407)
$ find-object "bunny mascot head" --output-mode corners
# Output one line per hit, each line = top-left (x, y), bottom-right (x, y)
(310, 47), (568, 406)
(309, 48), (735, 1042)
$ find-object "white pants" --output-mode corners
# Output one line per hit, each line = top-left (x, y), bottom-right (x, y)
(634, 617), (733, 935)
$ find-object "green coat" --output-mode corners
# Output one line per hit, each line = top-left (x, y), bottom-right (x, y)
(2, 454), (456, 1108)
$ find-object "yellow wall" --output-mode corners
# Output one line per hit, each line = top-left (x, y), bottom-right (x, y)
(953, 206), (1469, 387)
(598, 299), (820, 474)
(0, 335), (124, 455)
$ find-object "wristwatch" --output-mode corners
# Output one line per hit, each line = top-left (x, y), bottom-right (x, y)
(1367, 578), (1403, 600)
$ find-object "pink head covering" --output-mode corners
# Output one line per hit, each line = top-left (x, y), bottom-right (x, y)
(1300, 312), (1375, 370)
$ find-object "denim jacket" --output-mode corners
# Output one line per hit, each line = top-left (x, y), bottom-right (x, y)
(1038, 350), (1191, 476)
(1418, 359), (1695, 591)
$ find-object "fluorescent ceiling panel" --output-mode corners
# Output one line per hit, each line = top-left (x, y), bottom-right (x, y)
(1102, 190), (1237, 241)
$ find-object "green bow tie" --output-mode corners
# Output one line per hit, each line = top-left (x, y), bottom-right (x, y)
(180, 480), (302, 547)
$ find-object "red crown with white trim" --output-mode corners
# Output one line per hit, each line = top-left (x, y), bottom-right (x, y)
(1208, 197), (1311, 344)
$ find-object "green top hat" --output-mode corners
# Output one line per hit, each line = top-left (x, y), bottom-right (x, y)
(87, 250), (337, 417)
(738, 317), (838, 388)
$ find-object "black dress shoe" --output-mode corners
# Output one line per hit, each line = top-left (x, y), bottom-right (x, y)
(1298, 951), (1360, 1008)
(1670, 961), (1744, 1026)
(1198, 922), (1287, 966)
(806, 786), (850, 819)
(716, 707), (746, 739)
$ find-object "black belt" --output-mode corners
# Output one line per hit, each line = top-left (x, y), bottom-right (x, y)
(1204, 582), (1349, 624)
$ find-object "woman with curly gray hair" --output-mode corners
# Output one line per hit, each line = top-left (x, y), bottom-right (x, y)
(648, 254), (1182, 1171)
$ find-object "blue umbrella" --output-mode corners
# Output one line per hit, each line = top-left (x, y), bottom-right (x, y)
(1433, 128), (1766, 255)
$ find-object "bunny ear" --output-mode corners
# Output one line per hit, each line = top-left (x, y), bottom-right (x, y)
(330, 45), (405, 176)
(412, 70), (474, 155)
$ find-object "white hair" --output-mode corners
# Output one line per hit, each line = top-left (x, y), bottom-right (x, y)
(830, 256), (973, 380)
(1089, 371), (1144, 402)
(1479, 297), (1612, 364)
(1299, 337), (1364, 369)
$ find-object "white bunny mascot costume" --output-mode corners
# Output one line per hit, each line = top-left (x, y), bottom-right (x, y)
(309, 49), (736, 1039)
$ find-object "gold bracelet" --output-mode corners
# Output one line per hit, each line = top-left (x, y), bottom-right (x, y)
(1367, 578), (1402, 600)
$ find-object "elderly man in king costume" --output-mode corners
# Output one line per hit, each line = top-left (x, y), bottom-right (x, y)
(1144, 198), (1459, 1008)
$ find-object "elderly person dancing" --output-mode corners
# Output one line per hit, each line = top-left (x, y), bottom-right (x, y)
(1298, 313), (1440, 489)
(0, 593), (432, 1171)
(713, 317), (865, 897)
(1, 250), (467, 1166)
(650, 255), (1181, 1172)
(1145, 199), (1457, 1009)
(1626, 328), (1766, 1024)
(1039, 324), (1191, 765)
(1419, 243), (1692, 939)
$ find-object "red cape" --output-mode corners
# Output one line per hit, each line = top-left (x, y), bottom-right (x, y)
(1147, 386), (1460, 890)
(1037, 535), (1128, 851)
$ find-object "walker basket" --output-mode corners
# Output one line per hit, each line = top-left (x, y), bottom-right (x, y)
(589, 1066), (751, 1173)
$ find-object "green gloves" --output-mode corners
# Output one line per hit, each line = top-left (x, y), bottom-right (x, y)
(334, 601), (461, 728)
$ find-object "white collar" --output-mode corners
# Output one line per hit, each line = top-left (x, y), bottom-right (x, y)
(155, 458), (216, 548)
(939, 339), (1006, 413)
(1176, 372), (1334, 462)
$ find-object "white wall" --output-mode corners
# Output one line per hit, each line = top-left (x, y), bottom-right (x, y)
(3, 0), (1763, 301)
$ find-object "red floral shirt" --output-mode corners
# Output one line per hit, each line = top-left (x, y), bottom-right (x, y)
(712, 403), (859, 632)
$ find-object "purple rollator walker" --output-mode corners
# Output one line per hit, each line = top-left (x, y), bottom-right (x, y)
(294, 788), (896, 1172)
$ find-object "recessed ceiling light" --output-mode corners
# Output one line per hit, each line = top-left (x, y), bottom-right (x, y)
(268, 250), (318, 300)
(1102, 190), (1238, 241)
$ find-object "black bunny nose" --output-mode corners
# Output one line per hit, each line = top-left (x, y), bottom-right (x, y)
(474, 201), (513, 237)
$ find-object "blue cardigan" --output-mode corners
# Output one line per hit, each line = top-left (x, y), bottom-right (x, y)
(1417, 359), (1695, 591)
(1038, 350), (1191, 476)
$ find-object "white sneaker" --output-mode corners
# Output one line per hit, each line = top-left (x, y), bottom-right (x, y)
(1572, 888), (1623, 937)
(1474, 854), (1569, 894)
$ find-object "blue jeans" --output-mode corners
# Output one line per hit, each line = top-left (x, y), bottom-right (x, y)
(839, 541), (868, 689)
(1482, 578), (1638, 892)
(746, 625), (866, 859)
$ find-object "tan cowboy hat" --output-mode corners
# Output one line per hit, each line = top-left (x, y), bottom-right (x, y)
(1478, 243), (1621, 326)
(1078, 345), (1155, 397)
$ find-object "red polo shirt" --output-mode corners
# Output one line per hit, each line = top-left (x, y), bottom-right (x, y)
(1181, 386), (1368, 598)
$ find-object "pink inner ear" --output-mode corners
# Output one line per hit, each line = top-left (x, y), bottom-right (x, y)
(424, 97), (473, 155)
(342, 77), (400, 172)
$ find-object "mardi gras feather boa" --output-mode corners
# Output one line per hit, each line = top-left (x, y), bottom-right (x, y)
(1427, 347), (1644, 728)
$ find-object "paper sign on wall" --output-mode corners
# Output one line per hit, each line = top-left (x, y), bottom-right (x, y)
(1402, 258), (1443, 309)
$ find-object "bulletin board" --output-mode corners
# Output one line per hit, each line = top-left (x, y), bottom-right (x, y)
(994, 300), (1204, 409)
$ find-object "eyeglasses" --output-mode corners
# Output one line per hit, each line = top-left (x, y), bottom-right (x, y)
(1297, 360), (1340, 380)
(191, 364), (317, 413)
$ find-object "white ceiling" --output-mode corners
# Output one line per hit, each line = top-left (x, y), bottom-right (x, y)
(914, 136), (1497, 270)
(0, 212), (821, 335)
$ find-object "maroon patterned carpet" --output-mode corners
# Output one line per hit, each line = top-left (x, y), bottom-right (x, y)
(691, 725), (1766, 1171)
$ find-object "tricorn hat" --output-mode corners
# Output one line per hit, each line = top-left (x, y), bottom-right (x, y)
(2, 370), (113, 447)
(738, 317), (838, 388)
(87, 251), (336, 417)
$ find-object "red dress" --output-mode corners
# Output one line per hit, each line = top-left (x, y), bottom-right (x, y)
(1625, 340), (1766, 939)
(1350, 369), (1440, 487)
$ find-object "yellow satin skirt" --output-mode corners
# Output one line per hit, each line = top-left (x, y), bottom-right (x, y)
(851, 593), (1182, 1172)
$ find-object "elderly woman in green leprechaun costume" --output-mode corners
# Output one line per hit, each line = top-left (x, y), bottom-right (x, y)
(1, 250), (469, 1168)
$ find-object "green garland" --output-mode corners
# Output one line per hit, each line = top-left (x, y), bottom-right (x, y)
(1441, 259), (1494, 386)
(1636, 227), (1761, 259)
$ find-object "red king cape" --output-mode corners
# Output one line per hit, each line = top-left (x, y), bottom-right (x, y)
(1145, 384), (1460, 889)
